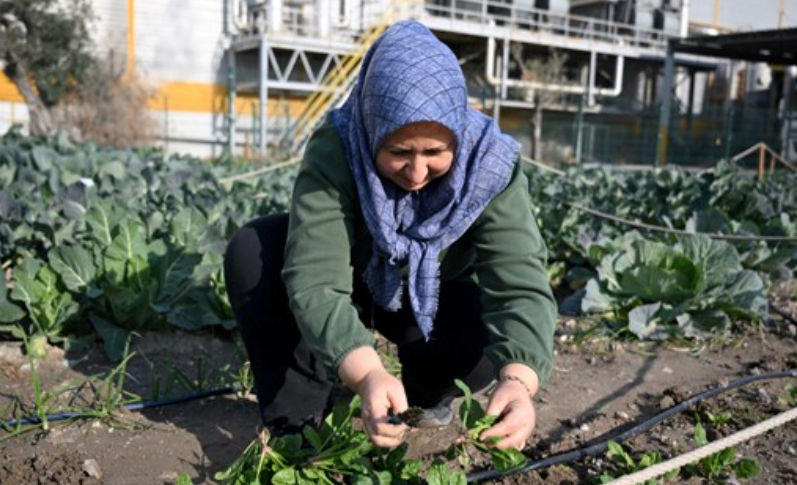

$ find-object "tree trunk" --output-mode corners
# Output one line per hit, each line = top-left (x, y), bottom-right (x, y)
(532, 101), (543, 161)
(4, 57), (55, 135)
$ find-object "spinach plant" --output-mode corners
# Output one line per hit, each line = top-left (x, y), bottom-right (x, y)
(685, 422), (760, 482)
(595, 440), (677, 485)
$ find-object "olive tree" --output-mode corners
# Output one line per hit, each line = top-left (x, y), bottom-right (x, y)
(0, 0), (96, 135)
(511, 45), (569, 162)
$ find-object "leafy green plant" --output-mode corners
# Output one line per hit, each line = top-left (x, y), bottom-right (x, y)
(595, 440), (678, 485)
(215, 396), (424, 485)
(454, 380), (526, 472)
(781, 383), (797, 406)
(4, 258), (81, 343)
(581, 235), (768, 339)
(703, 410), (733, 428)
(685, 422), (760, 482)
(175, 471), (194, 485)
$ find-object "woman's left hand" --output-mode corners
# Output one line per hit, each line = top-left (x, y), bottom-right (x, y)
(478, 365), (539, 450)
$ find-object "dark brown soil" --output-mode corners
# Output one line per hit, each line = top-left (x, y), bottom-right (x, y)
(2, 298), (797, 485)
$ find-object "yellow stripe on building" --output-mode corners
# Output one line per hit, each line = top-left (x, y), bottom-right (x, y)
(151, 82), (305, 117)
(1, 72), (304, 119)
(0, 73), (24, 103)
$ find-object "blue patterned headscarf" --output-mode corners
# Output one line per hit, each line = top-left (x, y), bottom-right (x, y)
(331, 20), (520, 338)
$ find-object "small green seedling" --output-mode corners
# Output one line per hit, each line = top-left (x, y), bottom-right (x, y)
(175, 471), (193, 485)
(685, 422), (760, 482)
(704, 410), (733, 428)
(779, 383), (797, 407)
(454, 379), (527, 473)
(595, 440), (678, 485)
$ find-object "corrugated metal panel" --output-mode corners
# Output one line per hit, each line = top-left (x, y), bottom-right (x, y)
(135, 0), (227, 83)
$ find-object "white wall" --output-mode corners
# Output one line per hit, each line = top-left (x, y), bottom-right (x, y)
(135, 0), (228, 83)
(689, 0), (795, 30)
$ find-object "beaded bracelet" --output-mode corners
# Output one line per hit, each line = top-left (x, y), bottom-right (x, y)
(498, 374), (534, 396)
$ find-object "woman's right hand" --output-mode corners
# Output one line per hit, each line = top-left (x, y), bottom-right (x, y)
(338, 346), (409, 448)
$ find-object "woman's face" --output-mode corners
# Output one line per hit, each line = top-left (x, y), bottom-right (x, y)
(375, 122), (455, 191)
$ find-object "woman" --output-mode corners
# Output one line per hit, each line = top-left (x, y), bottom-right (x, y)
(224, 20), (556, 451)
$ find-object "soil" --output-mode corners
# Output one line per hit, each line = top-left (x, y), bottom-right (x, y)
(2, 296), (797, 485)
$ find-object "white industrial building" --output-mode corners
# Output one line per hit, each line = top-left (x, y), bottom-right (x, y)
(0, 0), (794, 164)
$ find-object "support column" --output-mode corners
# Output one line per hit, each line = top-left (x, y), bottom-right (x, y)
(588, 50), (597, 107)
(656, 41), (675, 167)
(259, 37), (269, 156)
(228, 49), (236, 159)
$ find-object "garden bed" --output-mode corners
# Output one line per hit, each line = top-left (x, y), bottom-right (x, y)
(2, 304), (796, 484)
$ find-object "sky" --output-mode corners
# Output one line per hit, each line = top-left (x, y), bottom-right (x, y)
(688, 0), (796, 31)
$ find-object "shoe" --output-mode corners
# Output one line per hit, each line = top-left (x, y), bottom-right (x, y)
(397, 397), (454, 428)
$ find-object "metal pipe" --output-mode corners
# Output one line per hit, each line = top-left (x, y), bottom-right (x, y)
(227, 47), (237, 159)
(319, 0), (331, 38)
(680, 0), (690, 38)
(332, 0), (351, 28)
(485, 36), (624, 97)
(587, 50), (596, 107)
(270, 0), (283, 33)
(259, 36), (268, 156)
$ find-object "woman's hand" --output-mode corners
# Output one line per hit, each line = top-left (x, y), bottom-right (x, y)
(338, 346), (409, 448)
(479, 364), (539, 451)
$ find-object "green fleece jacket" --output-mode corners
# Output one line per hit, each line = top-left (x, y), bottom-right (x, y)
(282, 119), (557, 385)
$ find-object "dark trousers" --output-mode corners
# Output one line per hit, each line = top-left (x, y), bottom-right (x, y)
(224, 213), (495, 432)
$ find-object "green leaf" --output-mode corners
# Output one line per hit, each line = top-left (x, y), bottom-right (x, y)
(99, 161), (127, 181)
(399, 459), (424, 481)
(31, 146), (56, 171)
(49, 245), (96, 291)
(62, 199), (87, 220)
(491, 447), (526, 472)
(85, 203), (118, 245)
(723, 270), (768, 320)
(426, 461), (466, 485)
(454, 379), (485, 429)
(0, 286), (25, 323)
(106, 220), (147, 264)
(733, 458), (760, 478)
(627, 303), (664, 339)
(302, 425), (323, 451)
(678, 234), (740, 290)
(272, 468), (298, 485)
(175, 471), (193, 485)
(694, 423), (708, 447)
(11, 264), (44, 307)
(678, 310), (731, 338)
(90, 315), (131, 362)
(582, 279), (616, 313)
(172, 207), (208, 250)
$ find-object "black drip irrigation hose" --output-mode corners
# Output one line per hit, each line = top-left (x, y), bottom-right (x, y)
(466, 369), (797, 483)
(2, 385), (242, 427)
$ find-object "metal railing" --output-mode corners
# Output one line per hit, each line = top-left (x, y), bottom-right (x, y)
(238, 0), (673, 50)
(420, 0), (672, 50)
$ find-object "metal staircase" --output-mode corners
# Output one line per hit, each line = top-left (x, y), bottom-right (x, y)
(287, 2), (416, 154)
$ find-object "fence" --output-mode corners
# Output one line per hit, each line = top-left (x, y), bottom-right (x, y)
(535, 100), (795, 168)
